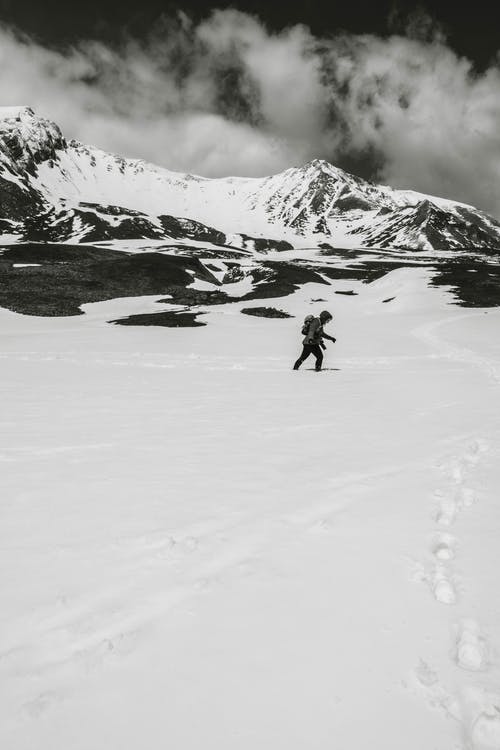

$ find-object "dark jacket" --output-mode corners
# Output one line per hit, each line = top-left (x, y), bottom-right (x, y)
(303, 317), (335, 346)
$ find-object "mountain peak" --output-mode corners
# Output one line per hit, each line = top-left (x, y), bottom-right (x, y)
(297, 159), (354, 186)
(0, 106), (36, 122)
(0, 107), (65, 173)
(305, 158), (330, 167)
(302, 158), (337, 173)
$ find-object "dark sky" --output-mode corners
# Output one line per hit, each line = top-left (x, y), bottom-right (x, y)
(0, 0), (498, 69)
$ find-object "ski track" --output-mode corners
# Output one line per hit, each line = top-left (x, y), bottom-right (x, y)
(414, 313), (500, 384)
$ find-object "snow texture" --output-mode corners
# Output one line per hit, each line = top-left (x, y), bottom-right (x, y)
(1, 268), (500, 749)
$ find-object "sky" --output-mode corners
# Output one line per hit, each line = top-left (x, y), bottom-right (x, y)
(1, 1), (500, 216)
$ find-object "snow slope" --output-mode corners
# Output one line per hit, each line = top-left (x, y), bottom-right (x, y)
(1, 270), (500, 749)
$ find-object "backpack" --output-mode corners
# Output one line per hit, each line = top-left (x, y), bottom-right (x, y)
(301, 315), (315, 336)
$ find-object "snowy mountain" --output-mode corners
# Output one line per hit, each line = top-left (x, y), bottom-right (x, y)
(2, 106), (500, 251)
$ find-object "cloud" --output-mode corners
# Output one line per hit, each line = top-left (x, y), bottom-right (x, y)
(0, 12), (500, 217)
(324, 32), (500, 215)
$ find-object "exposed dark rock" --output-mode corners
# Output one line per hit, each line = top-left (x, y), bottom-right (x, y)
(0, 175), (44, 221)
(23, 204), (165, 243)
(313, 217), (328, 234)
(159, 214), (226, 246)
(110, 311), (206, 327)
(222, 266), (246, 284)
(157, 289), (233, 306)
(239, 235), (294, 253)
(335, 290), (358, 295)
(0, 245), (219, 316)
(320, 260), (427, 285)
(335, 193), (375, 212)
(318, 265), (387, 282)
(149, 245), (247, 260)
(0, 242), (120, 263)
(382, 297), (395, 303)
(240, 307), (293, 318)
(0, 218), (21, 235)
(430, 259), (500, 307)
(318, 247), (363, 259)
(242, 261), (329, 300)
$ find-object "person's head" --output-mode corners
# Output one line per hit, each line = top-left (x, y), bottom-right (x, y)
(319, 310), (333, 324)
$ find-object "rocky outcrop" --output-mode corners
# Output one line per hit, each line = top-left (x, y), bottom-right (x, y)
(240, 306), (292, 318)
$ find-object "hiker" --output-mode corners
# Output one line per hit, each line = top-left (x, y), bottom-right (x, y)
(293, 310), (336, 372)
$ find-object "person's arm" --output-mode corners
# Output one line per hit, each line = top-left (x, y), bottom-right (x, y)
(323, 332), (336, 343)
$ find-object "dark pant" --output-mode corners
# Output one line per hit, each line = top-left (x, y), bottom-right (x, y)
(293, 344), (323, 371)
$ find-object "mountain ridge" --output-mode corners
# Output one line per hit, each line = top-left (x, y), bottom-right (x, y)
(1, 107), (499, 252)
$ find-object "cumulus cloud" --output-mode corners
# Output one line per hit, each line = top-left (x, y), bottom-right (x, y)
(0, 11), (500, 216)
(326, 33), (500, 215)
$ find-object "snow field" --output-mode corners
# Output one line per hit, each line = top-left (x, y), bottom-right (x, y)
(1, 269), (500, 749)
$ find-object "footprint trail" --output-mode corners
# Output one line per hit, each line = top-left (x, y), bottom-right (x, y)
(414, 437), (500, 749)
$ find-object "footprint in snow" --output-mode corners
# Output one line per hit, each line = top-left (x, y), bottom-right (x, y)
(410, 561), (457, 604)
(431, 564), (457, 605)
(413, 659), (461, 720)
(414, 669), (500, 748)
(465, 439), (490, 466)
(434, 490), (458, 527)
(461, 687), (500, 750)
(449, 457), (466, 484)
(414, 658), (439, 688)
(458, 485), (477, 509)
(431, 531), (456, 561)
(453, 620), (488, 672)
(434, 486), (476, 527)
(471, 706), (500, 750)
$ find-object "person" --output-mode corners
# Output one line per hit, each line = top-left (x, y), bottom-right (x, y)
(293, 310), (336, 372)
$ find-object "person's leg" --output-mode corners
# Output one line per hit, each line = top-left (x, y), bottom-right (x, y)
(293, 345), (312, 370)
(312, 344), (324, 371)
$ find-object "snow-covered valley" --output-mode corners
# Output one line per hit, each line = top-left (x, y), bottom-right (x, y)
(1, 268), (500, 749)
